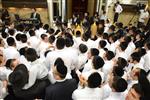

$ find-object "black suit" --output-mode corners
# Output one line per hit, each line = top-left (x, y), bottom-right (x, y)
(45, 79), (77, 100)
(30, 12), (41, 25)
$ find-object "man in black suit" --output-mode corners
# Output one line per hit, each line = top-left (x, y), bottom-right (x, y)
(30, 8), (41, 25)
(45, 58), (77, 100)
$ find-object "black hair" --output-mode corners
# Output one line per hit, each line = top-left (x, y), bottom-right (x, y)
(49, 35), (55, 44)
(56, 37), (65, 49)
(65, 37), (73, 47)
(49, 28), (55, 34)
(112, 76), (128, 92)
(25, 48), (38, 62)
(19, 47), (28, 56)
(90, 48), (99, 56)
(1, 32), (9, 39)
(55, 61), (67, 79)
(15, 33), (21, 41)
(112, 66), (124, 77)
(131, 52), (141, 62)
(124, 36), (132, 44)
(54, 57), (65, 66)
(105, 50), (115, 60)
(20, 34), (27, 43)
(8, 29), (15, 36)
(79, 44), (88, 53)
(41, 34), (47, 40)
(138, 69), (150, 99)
(92, 56), (104, 69)
(82, 33), (89, 41)
(7, 37), (15, 46)
(99, 40), (107, 48)
(43, 24), (49, 31)
(88, 72), (102, 88)
(64, 32), (73, 40)
(137, 48), (146, 57)
(117, 57), (127, 69)
(119, 42), (128, 51)
(76, 31), (81, 37)
(5, 59), (14, 70)
(29, 30), (35, 36)
(103, 33), (109, 40)
(54, 29), (61, 35)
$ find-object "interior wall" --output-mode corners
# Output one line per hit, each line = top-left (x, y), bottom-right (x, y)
(87, 0), (95, 16)
(67, 0), (72, 19)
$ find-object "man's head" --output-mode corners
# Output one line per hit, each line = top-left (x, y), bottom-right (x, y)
(88, 72), (102, 88)
(126, 84), (142, 100)
(53, 58), (67, 80)
(109, 76), (127, 92)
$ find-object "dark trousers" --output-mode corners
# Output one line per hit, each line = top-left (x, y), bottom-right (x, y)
(137, 22), (144, 28)
(114, 13), (119, 23)
(4, 79), (50, 100)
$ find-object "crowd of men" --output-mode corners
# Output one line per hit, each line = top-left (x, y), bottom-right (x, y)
(0, 4), (150, 100)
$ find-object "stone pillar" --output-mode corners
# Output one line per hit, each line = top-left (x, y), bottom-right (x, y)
(62, 0), (66, 22)
(47, 0), (53, 26)
(59, 0), (62, 16)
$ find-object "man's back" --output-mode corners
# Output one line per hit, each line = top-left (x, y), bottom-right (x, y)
(45, 79), (77, 100)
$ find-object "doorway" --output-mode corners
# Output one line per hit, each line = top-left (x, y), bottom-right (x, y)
(72, 0), (88, 17)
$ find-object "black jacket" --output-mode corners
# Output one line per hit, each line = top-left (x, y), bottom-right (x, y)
(45, 79), (77, 100)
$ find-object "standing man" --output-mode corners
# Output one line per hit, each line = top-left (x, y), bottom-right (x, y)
(113, 1), (123, 23)
(138, 8), (149, 28)
(45, 58), (77, 100)
(30, 8), (41, 25)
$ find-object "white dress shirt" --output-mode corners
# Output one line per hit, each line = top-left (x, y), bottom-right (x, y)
(3, 46), (20, 60)
(104, 92), (126, 100)
(82, 59), (92, 73)
(0, 66), (12, 80)
(72, 87), (103, 100)
(125, 41), (135, 57)
(23, 59), (48, 89)
(77, 53), (88, 69)
(143, 50), (150, 72)
(27, 36), (40, 50)
(102, 60), (114, 81)
(139, 10), (149, 23)
(0, 81), (8, 99)
(82, 69), (104, 83)
(17, 42), (30, 50)
(37, 41), (50, 58)
(115, 4), (123, 14)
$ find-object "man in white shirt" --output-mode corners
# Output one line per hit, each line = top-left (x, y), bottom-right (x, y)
(102, 50), (115, 81)
(72, 72), (103, 100)
(27, 30), (40, 51)
(45, 37), (66, 70)
(143, 42), (150, 72)
(113, 2), (123, 23)
(82, 48), (99, 72)
(3, 37), (20, 60)
(23, 48), (49, 89)
(105, 76), (127, 100)
(138, 9), (149, 28)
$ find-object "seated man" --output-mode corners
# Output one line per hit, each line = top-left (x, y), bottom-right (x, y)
(72, 72), (103, 100)
(8, 64), (50, 100)
(105, 76), (128, 100)
(45, 58), (77, 100)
